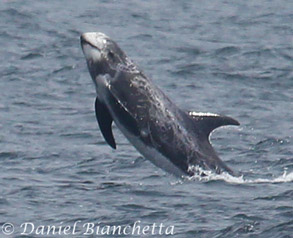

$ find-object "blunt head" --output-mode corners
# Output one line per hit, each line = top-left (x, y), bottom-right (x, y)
(80, 32), (128, 79)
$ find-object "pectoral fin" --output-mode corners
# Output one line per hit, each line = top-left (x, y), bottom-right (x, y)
(188, 112), (240, 138)
(95, 97), (116, 149)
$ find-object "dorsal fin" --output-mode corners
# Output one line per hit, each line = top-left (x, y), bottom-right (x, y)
(188, 112), (240, 138)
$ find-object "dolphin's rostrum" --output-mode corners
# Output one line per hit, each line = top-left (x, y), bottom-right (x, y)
(80, 32), (240, 177)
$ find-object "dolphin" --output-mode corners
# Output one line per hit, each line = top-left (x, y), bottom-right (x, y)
(80, 32), (240, 177)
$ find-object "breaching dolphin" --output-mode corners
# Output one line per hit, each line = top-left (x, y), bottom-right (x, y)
(80, 32), (240, 177)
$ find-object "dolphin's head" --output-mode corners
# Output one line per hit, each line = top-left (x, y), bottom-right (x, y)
(81, 32), (131, 81)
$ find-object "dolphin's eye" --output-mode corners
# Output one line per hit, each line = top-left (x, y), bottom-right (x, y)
(108, 51), (115, 60)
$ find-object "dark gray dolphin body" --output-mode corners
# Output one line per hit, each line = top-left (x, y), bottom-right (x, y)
(80, 32), (240, 177)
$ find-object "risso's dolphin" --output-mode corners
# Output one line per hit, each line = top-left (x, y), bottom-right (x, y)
(80, 32), (240, 177)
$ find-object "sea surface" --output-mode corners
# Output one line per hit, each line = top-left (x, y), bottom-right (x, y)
(0, 0), (292, 237)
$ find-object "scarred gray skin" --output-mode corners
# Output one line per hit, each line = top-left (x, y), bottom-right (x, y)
(80, 32), (240, 177)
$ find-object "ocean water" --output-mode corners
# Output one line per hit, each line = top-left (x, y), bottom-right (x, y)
(0, 0), (292, 237)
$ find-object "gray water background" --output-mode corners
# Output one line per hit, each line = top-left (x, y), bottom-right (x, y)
(0, 0), (292, 237)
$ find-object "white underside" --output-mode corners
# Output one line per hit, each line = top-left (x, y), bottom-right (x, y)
(114, 119), (185, 177)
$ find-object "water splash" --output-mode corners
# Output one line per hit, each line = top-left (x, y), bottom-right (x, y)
(186, 166), (293, 184)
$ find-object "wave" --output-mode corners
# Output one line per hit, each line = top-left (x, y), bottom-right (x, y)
(186, 166), (293, 184)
